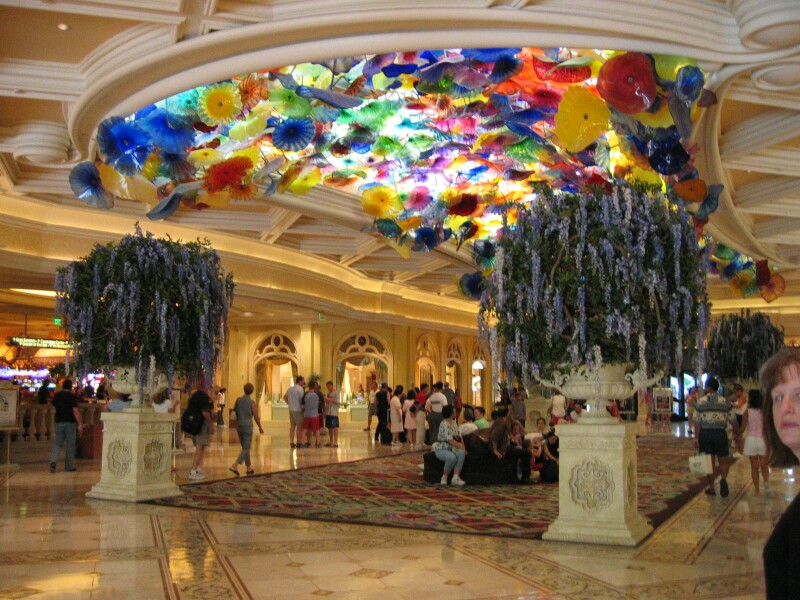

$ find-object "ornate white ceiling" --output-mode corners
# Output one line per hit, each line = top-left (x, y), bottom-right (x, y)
(0, 0), (798, 339)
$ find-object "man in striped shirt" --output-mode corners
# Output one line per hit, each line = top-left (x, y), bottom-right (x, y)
(695, 377), (740, 497)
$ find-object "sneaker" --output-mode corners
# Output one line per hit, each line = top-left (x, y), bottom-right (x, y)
(732, 452), (742, 459)
(188, 469), (206, 481)
(720, 479), (729, 497)
(450, 475), (466, 487)
(49, 462), (56, 474)
(440, 475), (448, 485)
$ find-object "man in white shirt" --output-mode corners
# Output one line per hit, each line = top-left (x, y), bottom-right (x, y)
(458, 406), (479, 437)
(284, 375), (305, 448)
(426, 382), (448, 443)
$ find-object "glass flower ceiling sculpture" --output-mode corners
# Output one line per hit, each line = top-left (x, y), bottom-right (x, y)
(69, 46), (783, 301)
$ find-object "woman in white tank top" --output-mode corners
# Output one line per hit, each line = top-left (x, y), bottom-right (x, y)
(742, 388), (770, 495)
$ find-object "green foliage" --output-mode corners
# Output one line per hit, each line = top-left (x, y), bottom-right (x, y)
(480, 183), (709, 382)
(54, 226), (234, 392)
(708, 310), (784, 381)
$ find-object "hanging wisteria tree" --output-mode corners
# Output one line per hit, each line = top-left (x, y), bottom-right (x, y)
(479, 183), (709, 386)
(54, 225), (234, 400)
(708, 310), (784, 382)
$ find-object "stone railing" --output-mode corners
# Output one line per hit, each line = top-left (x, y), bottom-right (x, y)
(16, 401), (104, 441)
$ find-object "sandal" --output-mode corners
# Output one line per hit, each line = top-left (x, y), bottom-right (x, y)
(229, 467), (240, 476)
(246, 469), (255, 475)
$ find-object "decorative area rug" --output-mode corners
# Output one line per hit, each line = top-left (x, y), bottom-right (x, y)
(153, 435), (707, 540)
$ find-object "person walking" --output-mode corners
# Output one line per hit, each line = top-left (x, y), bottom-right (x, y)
(188, 389), (215, 480)
(49, 379), (83, 473)
(364, 380), (377, 432)
(694, 377), (739, 497)
(742, 388), (769, 495)
(229, 383), (263, 476)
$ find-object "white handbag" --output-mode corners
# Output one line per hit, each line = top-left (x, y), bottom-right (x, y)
(689, 453), (713, 475)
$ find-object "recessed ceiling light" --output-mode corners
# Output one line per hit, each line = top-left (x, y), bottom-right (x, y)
(56, 23), (71, 31)
(242, 311), (253, 317)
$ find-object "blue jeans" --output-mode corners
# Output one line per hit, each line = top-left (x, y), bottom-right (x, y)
(50, 422), (77, 470)
(435, 447), (465, 474)
(235, 429), (253, 467)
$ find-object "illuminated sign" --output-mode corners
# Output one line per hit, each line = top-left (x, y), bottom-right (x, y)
(9, 337), (71, 350)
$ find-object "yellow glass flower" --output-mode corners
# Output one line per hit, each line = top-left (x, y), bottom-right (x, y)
(141, 153), (162, 180)
(361, 185), (403, 219)
(553, 86), (611, 153)
(288, 167), (322, 195)
(197, 83), (242, 126)
(188, 148), (223, 167)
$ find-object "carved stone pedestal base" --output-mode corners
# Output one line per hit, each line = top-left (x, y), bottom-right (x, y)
(543, 420), (652, 547)
(86, 409), (182, 503)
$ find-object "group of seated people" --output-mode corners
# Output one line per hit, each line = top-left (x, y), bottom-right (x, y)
(426, 405), (560, 487)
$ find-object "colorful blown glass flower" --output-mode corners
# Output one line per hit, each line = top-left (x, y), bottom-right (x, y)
(203, 156), (253, 193)
(69, 162), (114, 209)
(197, 83), (243, 125)
(272, 118), (316, 152)
(96, 117), (152, 176)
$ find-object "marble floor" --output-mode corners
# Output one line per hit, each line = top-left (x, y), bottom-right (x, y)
(0, 421), (794, 599)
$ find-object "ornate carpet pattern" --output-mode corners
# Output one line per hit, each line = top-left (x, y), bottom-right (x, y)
(153, 435), (708, 540)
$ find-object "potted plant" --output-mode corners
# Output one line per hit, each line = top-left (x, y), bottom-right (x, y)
(708, 310), (784, 384)
(54, 225), (234, 402)
(478, 182), (711, 547)
(480, 182), (709, 412)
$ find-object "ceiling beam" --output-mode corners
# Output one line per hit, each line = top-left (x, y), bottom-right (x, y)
(734, 176), (800, 210)
(393, 257), (450, 283)
(339, 237), (385, 267)
(723, 146), (800, 178)
(260, 208), (300, 243)
(753, 216), (800, 244)
(719, 109), (800, 163)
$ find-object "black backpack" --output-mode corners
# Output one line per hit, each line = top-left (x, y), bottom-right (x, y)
(181, 409), (204, 436)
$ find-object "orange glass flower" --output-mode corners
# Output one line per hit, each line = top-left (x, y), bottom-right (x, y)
(203, 156), (253, 193)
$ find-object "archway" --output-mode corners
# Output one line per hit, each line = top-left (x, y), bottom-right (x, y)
(446, 339), (464, 398)
(252, 332), (299, 403)
(415, 335), (439, 389)
(334, 333), (391, 404)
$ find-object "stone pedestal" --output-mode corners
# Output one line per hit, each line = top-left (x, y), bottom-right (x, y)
(86, 409), (182, 502)
(543, 419), (652, 546)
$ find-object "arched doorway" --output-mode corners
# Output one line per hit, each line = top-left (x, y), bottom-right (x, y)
(334, 333), (391, 404)
(253, 333), (299, 403)
(446, 339), (464, 397)
(472, 343), (489, 407)
(415, 335), (439, 388)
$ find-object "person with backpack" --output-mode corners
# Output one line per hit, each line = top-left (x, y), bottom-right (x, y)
(182, 389), (215, 480)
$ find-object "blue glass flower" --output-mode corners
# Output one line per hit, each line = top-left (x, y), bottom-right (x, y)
(458, 271), (485, 300)
(69, 162), (114, 209)
(462, 48), (521, 62)
(96, 116), (153, 176)
(272, 118), (316, 152)
(139, 109), (195, 154)
(160, 152), (195, 180)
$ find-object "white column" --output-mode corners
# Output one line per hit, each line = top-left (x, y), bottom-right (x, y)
(543, 421), (653, 547)
(86, 409), (182, 503)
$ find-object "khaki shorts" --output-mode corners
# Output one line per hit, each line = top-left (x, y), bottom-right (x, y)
(192, 422), (210, 447)
(290, 410), (304, 427)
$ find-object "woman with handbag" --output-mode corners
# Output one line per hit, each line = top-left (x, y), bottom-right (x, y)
(229, 383), (263, 476)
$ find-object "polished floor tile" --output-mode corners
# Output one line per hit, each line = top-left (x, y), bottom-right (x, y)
(0, 421), (795, 599)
